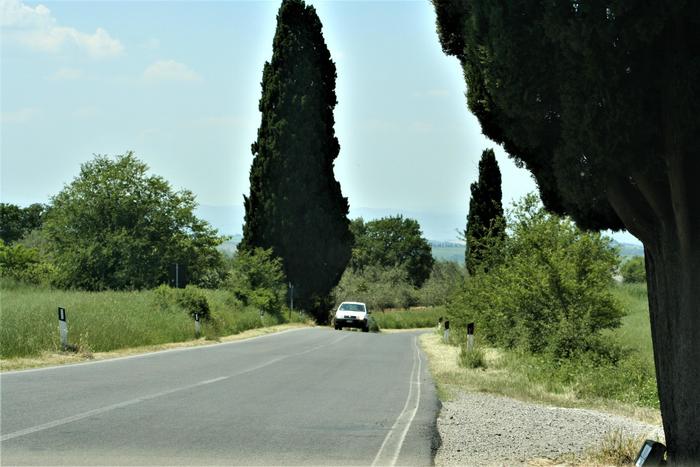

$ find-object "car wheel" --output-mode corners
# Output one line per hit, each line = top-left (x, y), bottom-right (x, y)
(362, 325), (369, 333)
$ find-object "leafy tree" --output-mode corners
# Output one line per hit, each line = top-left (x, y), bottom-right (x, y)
(334, 265), (417, 312)
(465, 149), (505, 274)
(433, 3), (700, 460)
(449, 195), (623, 359)
(44, 152), (226, 290)
(0, 240), (57, 285)
(349, 216), (434, 287)
(239, 0), (352, 323)
(419, 260), (464, 307)
(621, 256), (646, 284)
(0, 203), (47, 244)
(228, 248), (287, 316)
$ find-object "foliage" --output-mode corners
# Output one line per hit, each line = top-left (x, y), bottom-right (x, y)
(239, 0), (352, 324)
(621, 256), (646, 284)
(418, 260), (464, 307)
(349, 216), (434, 287)
(465, 149), (505, 274)
(371, 307), (444, 330)
(227, 248), (287, 316)
(448, 195), (623, 360)
(0, 203), (47, 244)
(0, 240), (57, 285)
(0, 283), (296, 359)
(43, 152), (227, 291)
(459, 345), (486, 369)
(433, 3), (699, 458)
(333, 265), (417, 312)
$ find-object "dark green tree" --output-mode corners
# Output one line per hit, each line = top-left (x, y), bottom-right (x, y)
(433, 1), (700, 461)
(44, 152), (226, 290)
(621, 256), (646, 284)
(0, 203), (47, 244)
(239, 0), (352, 323)
(465, 149), (505, 274)
(349, 216), (434, 287)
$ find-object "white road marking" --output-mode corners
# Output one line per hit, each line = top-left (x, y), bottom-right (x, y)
(371, 335), (423, 467)
(0, 376), (228, 442)
(1, 332), (349, 442)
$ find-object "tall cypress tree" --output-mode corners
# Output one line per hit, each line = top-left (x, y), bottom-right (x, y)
(465, 149), (505, 274)
(240, 0), (352, 323)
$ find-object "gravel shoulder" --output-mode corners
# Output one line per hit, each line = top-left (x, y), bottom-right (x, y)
(435, 387), (664, 465)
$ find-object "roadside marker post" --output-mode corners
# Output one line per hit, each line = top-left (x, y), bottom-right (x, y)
(194, 313), (201, 337)
(467, 322), (475, 351)
(443, 319), (450, 344)
(57, 307), (68, 351)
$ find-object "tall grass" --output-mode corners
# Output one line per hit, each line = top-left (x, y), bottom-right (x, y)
(0, 281), (302, 359)
(371, 307), (444, 329)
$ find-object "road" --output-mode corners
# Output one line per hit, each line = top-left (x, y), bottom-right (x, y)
(1, 328), (440, 466)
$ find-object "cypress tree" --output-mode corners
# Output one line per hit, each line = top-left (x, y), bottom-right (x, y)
(240, 0), (352, 323)
(434, 1), (700, 460)
(465, 149), (504, 275)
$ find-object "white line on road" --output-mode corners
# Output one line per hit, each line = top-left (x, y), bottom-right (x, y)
(371, 335), (423, 467)
(0, 376), (228, 442)
(1, 333), (349, 442)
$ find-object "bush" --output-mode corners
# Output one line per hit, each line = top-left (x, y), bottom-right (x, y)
(177, 285), (211, 320)
(0, 240), (57, 285)
(333, 265), (417, 311)
(448, 194), (624, 360)
(459, 345), (486, 369)
(418, 260), (464, 307)
(621, 256), (646, 283)
(227, 248), (287, 316)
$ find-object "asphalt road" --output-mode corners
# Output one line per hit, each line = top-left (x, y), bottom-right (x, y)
(1, 328), (440, 466)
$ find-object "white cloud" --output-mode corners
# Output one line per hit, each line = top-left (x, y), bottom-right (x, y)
(143, 60), (201, 82)
(1, 107), (39, 124)
(1, 0), (124, 58)
(48, 67), (83, 80)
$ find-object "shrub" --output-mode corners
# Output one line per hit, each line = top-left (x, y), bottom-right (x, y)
(333, 265), (417, 311)
(0, 240), (57, 285)
(459, 345), (486, 369)
(227, 248), (286, 316)
(176, 285), (211, 320)
(448, 194), (623, 360)
(621, 256), (646, 283)
(418, 260), (464, 307)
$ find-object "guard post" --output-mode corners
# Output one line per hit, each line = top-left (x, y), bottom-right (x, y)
(194, 312), (201, 337)
(58, 307), (68, 351)
(467, 322), (475, 351)
(443, 319), (450, 344)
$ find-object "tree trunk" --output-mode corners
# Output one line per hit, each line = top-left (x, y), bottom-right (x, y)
(644, 234), (700, 464)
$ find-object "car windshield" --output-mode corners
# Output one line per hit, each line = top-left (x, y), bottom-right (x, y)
(339, 303), (365, 312)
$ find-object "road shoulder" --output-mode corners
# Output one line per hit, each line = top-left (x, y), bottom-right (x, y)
(0, 323), (311, 373)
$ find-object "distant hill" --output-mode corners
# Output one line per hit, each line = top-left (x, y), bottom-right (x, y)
(612, 240), (644, 258)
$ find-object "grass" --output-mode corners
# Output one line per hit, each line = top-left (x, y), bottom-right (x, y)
(419, 283), (661, 424)
(371, 306), (444, 329)
(0, 281), (309, 363)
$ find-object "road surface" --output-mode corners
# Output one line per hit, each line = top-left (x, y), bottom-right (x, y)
(1, 328), (440, 465)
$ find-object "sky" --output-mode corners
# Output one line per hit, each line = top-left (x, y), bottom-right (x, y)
(0, 0), (640, 243)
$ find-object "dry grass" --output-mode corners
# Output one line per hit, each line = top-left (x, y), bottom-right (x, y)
(0, 323), (310, 372)
(419, 332), (661, 425)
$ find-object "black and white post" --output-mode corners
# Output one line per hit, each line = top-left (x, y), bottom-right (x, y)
(58, 307), (68, 351)
(443, 319), (450, 344)
(467, 322), (475, 351)
(194, 312), (201, 337)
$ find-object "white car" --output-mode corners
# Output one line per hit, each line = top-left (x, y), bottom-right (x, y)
(334, 301), (370, 332)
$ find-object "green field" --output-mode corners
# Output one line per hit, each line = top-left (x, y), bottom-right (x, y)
(0, 281), (303, 360)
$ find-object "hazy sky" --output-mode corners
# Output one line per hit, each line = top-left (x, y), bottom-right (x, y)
(0, 0), (639, 243)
